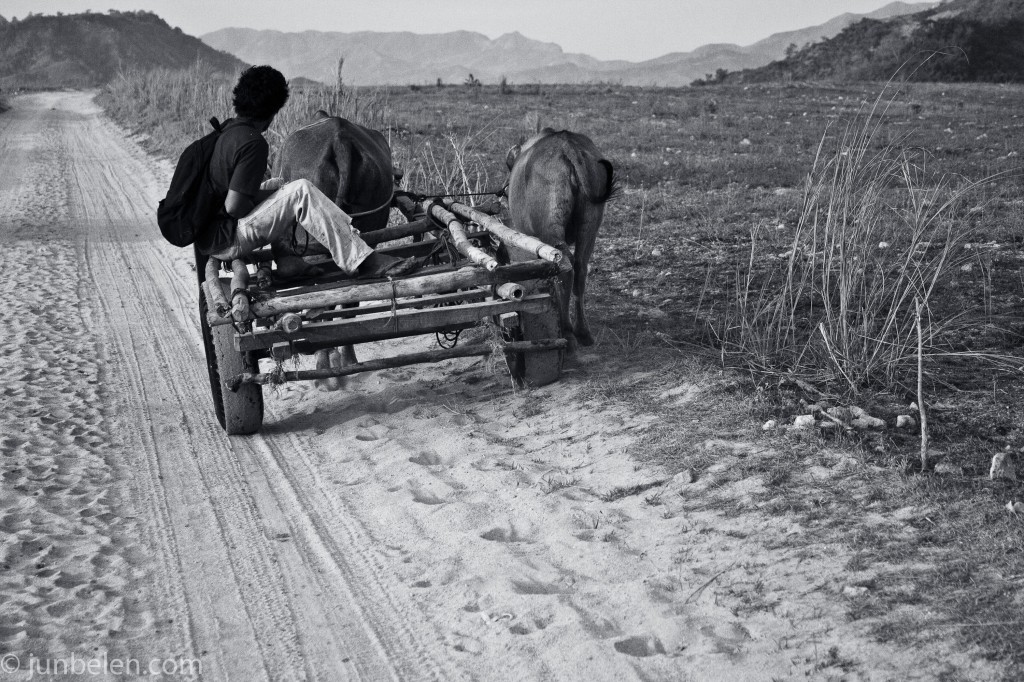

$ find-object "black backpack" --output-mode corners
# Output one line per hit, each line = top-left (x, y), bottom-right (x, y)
(157, 117), (224, 247)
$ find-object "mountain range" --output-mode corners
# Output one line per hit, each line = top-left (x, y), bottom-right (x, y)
(200, 2), (937, 87)
(729, 0), (1024, 82)
(4, 1), (1023, 91)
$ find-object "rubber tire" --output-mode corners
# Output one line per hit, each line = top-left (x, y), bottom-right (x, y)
(511, 285), (563, 387)
(198, 283), (264, 435)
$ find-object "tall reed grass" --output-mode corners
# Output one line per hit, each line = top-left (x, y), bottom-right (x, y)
(100, 61), (390, 169)
(100, 62), (496, 202)
(715, 90), (1004, 394)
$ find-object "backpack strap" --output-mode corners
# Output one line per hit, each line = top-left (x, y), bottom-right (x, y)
(210, 117), (222, 132)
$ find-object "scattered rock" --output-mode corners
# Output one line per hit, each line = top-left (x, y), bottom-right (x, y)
(896, 415), (917, 429)
(762, 419), (778, 431)
(1007, 501), (1024, 515)
(853, 415), (886, 430)
(842, 585), (869, 598)
(671, 470), (695, 486)
(739, 138), (752, 146)
(651, 248), (663, 257)
(990, 452), (1017, 481)
(793, 414), (816, 430)
(819, 421), (838, 432)
(827, 406), (854, 423)
(933, 460), (963, 476)
(850, 406), (885, 430)
(878, 241), (890, 249)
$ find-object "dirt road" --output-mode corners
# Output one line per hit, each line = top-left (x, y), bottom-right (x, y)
(0, 92), (1005, 681)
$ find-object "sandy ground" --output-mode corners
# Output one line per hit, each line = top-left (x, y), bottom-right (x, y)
(0, 91), (1007, 681)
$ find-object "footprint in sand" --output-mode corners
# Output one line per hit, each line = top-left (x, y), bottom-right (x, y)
(387, 369), (415, 383)
(508, 614), (553, 635)
(408, 450), (445, 466)
(510, 578), (568, 595)
(479, 521), (536, 543)
(410, 488), (448, 505)
(509, 622), (532, 635)
(698, 622), (752, 655)
(614, 634), (667, 657)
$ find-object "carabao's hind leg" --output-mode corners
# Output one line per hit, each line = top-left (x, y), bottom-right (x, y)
(340, 344), (358, 366)
(314, 348), (345, 391)
(552, 242), (576, 353)
(570, 203), (604, 346)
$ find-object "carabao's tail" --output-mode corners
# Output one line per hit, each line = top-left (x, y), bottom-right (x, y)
(596, 159), (619, 204)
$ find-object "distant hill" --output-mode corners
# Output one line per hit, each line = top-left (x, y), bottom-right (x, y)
(0, 11), (245, 89)
(728, 0), (1024, 83)
(200, 2), (934, 87)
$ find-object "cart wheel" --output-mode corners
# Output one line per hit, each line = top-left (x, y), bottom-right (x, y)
(511, 288), (563, 387)
(198, 280), (264, 435)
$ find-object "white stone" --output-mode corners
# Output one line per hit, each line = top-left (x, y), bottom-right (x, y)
(990, 452), (1017, 481)
(852, 415), (886, 430)
(793, 414), (816, 429)
(850, 406), (885, 430)
(762, 419), (778, 431)
(896, 415), (917, 429)
(672, 470), (696, 486)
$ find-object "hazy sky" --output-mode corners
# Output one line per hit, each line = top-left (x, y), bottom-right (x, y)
(2, 1), (929, 61)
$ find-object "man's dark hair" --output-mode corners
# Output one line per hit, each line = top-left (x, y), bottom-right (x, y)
(232, 65), (289, 120)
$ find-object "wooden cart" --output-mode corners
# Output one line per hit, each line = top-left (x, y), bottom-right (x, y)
(194, 194), (568, 434)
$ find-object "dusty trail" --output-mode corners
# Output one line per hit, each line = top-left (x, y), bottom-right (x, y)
(0, 91), (1007, 682)
(0, 92), (456, 681)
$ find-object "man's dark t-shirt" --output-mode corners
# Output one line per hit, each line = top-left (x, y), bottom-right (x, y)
(196, 118), (267, 255)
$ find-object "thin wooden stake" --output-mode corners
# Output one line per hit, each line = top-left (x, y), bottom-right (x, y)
(916, 298), (928, 470)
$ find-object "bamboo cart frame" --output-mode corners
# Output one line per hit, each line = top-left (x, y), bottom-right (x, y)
(194, 193), (568, 434)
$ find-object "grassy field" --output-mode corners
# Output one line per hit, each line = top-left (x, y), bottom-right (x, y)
(95, 73), (1024, 676)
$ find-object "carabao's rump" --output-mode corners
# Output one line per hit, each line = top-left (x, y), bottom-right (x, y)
(505, 128), (616, 348)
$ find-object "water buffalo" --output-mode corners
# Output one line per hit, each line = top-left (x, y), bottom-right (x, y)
(276, 110), (395, 233)
(276, 111), (396, 390)
(504, 128), (615, 349)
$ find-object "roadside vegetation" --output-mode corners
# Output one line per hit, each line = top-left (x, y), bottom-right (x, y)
(99, 68), (1024, 677)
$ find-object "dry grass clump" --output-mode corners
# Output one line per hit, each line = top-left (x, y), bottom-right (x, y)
(396, 121), (505, 202)
(715, 89), (1011, 395)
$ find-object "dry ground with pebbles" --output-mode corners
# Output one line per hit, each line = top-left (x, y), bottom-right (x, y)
(0, 91), (1013, 681)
